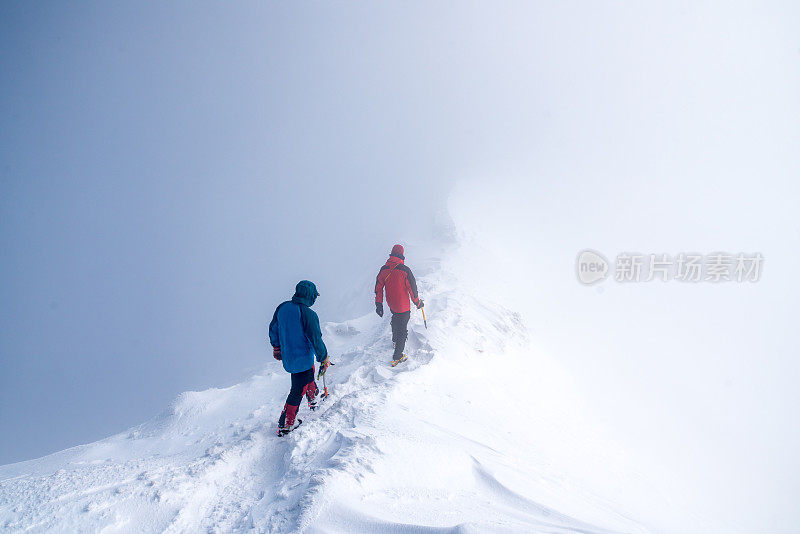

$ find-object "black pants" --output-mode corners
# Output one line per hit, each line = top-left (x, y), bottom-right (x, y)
(286, 367), (316, 406)
(391, 310), (410, 360)
(279, 366), (317, 427)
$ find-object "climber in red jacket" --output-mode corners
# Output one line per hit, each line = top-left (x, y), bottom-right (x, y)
(374, 244), (423, 366)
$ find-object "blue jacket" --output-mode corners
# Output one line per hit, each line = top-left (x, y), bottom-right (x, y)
(269, 280), (328, 374)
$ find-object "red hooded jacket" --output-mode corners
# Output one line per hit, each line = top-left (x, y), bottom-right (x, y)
(375, 247), (420, 314)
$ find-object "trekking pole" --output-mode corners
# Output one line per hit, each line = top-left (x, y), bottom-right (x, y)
(421, 306), (427, 329)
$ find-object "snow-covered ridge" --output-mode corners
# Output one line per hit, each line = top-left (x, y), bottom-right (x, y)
(0, 251), (648, 533)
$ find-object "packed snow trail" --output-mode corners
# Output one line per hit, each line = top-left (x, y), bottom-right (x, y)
(0, 255), (651, 533)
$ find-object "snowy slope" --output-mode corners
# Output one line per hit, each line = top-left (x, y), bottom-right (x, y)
(0, 246), (653, 533)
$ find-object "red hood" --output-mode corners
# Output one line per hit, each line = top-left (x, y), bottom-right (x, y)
(385, 256), (404, 267)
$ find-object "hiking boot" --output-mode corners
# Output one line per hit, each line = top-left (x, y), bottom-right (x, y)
(390, 353), (408, 367)
(277, 419), (302, 436)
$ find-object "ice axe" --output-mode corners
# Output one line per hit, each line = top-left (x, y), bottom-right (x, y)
(421, 306), (427, 329)
(317, 360), (333, 397)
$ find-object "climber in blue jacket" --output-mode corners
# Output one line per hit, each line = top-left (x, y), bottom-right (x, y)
(269, 280), (330, 435)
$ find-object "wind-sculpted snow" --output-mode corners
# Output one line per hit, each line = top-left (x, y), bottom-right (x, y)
(0, 256), (650, 533)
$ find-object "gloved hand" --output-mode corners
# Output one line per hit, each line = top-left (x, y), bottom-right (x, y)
(375, 302), (383, 317)
(273, 346), (282, 361)
(416, 299), (424, 309)
(318, 357), (330, 378)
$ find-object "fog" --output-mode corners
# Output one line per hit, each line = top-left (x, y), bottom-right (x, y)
(1, 3), (798, 530)
(1, 2), (461, 463)
(443, 2), (800, 529)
